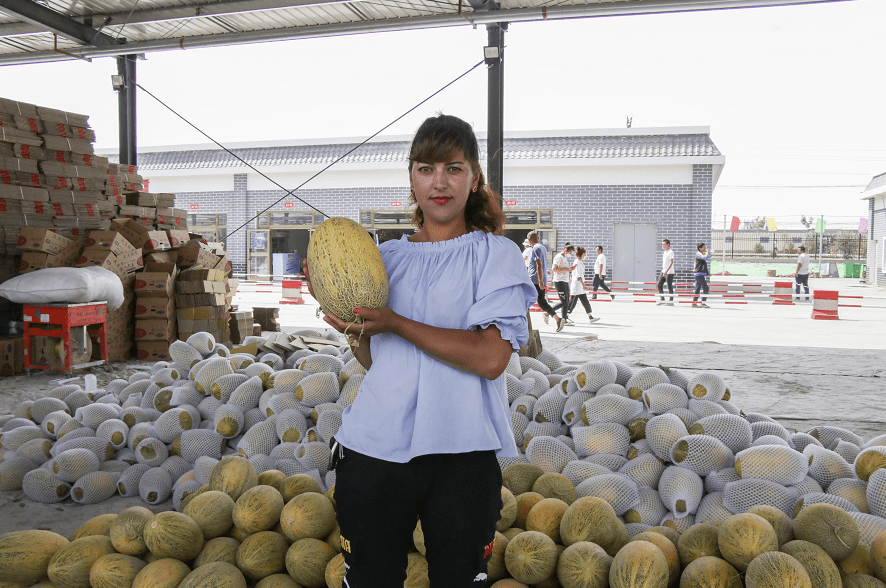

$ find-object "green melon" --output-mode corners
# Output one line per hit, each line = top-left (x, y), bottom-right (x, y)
(183, 490), (236, 539)
(236, 531), (288, 580)
(279, 492), (336, 543)
(794, 503), (860, 562)
(504, 530), (558, 585)
(560, 496), (622, 548)
(609, 540), (669, 588)
(717, 513), (778, 572)
(499, 486), (518, 532)
(503, 463), (545, 495)
(679, 556), (742, 588)
(677, 523), (721, 567)
(209, 456), (258, 502)
(143, 511), (205, 561)
(0, 530), (69, 584)
(178, 561), (247, 588)
(47, 535), (116, 588)
(532, 472), (577, 505)
(193, 537), (241, 568)
(632, 531), (680, 587)
(285, 538), (337, 588)
(69, 514), (117, 541)
(526, 498), (569, 544)
(557, 541), (612, 588)
(233, 485), (285, 534)
(88, 553), (146, 588)
(745, 552), (812, 588)
(781, 540), (842, 588)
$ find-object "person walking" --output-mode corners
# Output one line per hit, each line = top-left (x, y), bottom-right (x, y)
(522, 238), (532, 269)
(567, 246), (600, 323)
(657, 239), (675, 306)
(549, 243), (575, 329)
(692, 243), (713, 308)
(306, 114), (536, 587)
(795, 245), (810, 301)
(591, 245), (614, 300)
(527, 231), (561, 330)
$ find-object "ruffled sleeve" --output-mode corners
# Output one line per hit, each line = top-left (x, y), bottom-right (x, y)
(466, 234), (537, 350)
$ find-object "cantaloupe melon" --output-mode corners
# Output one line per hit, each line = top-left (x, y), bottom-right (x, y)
(47, 535), (117, 588)
(532, 472), (577, 505)
(0, 530), (69, 584)
(557, 541), (612, 588)
(526, 498), (569, 544)
(233, 485), (285, 534)
(178, 561), (247, 588)
(324, 554), (347, 588)
(131, 558), (192, 588)
(143, 511), (205, 561)
(307, 216), (389, 324)
(229, 525), (253, 543)
(490, 580), (530, 588)
(285, 538), (337, 588)
(515, 492), (545, 530)
(677, 523), (721, 567)
(872, 531), (886, 583)
(745, 552), (812, 588)
(68, 513), (117, 540)
(236, 531), (289, 580)
(279, 474), (322, 502)
(487, 531), (510, 583)
(843, 574), (886, 588)
(560, 496), (622, 547)
(840, 544), (874, 577)
(324, 522), (342, 555)
(110, 506), (154, 556)
(209, 456), (258, 502)
(747, 505), (794, 548)
(279, 492), (336, 543)
(257, 573), (302, 588)
(632, 531), (680, 587)
(601, 519), (631, 557)
(499, 486), (518, 532)
(648, 526), (681, 547)
(781, 540), (843, 588)
(88, 553), (146, 588)
(503, 527), (525, 542)
(503, 463), (545, 495)
(609, 539), (669, 588)
(257, 470), (286, 491)
(194, 537), (240, 568)
(505, 530), (558, 584)
(679, 556), (742, 588)
(717, 513), (778, 572)
(794, 502), (860, 561)
(183, 490), (236, 539)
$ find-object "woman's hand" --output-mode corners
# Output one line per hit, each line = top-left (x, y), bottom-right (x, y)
(322, 306), (399, 339)
(302, 260), (316, 298)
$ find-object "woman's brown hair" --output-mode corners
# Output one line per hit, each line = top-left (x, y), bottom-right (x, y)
(408, 114), (502, 234)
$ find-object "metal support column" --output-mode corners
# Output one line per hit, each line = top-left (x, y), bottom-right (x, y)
(116, 54), (137, 166)
(486, 23), (505, 199)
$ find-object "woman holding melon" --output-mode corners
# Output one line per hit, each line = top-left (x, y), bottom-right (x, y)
(304, 114), (536, 586)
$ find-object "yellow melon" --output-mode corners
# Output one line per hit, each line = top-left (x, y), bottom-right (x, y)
(131, 557), (191, 588)
(745, 552), (812, 588)
(279, 492), (336, 543)
(633, 531), (680, 587)
(840, 544), (873, 578)
(499, 486), (518, 532)
(557, 541), (612, 588)
(526, 498), (569, 544)
(46, 535), (116, 588)
(194, 537), (241, 568)
(178, 561), (247, 588)
(505, 530), (558, 585)
(69, 513), (117, 541)
(532, 472), (577, 505)
(110, 506), (155, 556)
(781, 540), (843, 588)
(503, 527), (525, 542)
(717, 513), (778, 572)
(515, 492), (545, 530)
(872, 531), (886, 583)
(794, 503), (860, 562)
(209, 456), (258, 502)
(307, 216), (389, 323)
(257, 573), (302, 588)
(487, 532), (510, 583)
(89, 553), (146, 588)
(601, 519), (630, 557)
(560, 496), (622, 548)
(257, 470), (286, 491)
(679, 556), (742, 588)
(229, 525), (253, 542)
(677, 523), (721, 567)
(325, 522), (342, 555)
(183, 490), (236, 539)
(503, 463), (545, 495)
(285, 538), (337, 588)
(235, 531), (288, 580)
(747, 505), (794, 548)
(609, 540), (669, 588)
(233, 485), (285, 534)
(0, 530), (69, 584)
(842, 574), (886, 588)
(491, 580), (530, 588)
(324, 554), (346, 588)
(143, 511), (205, 561)
(279, 473), (322, 502)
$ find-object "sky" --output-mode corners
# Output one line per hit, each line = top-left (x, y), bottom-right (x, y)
(1, 0), (884, 229)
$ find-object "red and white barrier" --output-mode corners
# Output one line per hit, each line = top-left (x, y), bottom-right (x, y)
(280, 280), (304, 305)
(772, 281), (795, 305)
(811, 290), (839, 320)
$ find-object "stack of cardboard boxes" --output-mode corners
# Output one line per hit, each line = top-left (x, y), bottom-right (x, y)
(134, 261), (177, 361)
(252, 307), (281, 333)
(176, 266), (229, 345)
(229, 310), (254, 345)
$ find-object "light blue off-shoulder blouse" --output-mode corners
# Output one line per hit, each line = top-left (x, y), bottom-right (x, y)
(335, 230), (536, 463)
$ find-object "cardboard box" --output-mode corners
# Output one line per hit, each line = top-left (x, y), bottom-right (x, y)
(178, 305), (227, 320)
(176, 280), (226, 295)
(85, 231), (135, 256)
(0, 336), (24, 376)
(143, 251), (178, 265)
(165, 229), (190, 248)
(111, 218), (170, 251)
(17, 228), (73, 255)
(117, 248), (144, 274)
(176, 292), (226, 308)
(135, 272), (174, 297)
(177, 240), (218, 268)
(179, 267), (224, 282)
(134, 318), (177, 341)
(135, 296), (176, 319)
(19, 251), (48, 273)
(76, 249), (121, 274)
(136, 341), (172, 362)
(178, 318), (227, 334)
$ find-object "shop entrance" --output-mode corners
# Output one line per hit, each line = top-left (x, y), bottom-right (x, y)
(502, 209), (556, 267)
(247, 210), (324, 279)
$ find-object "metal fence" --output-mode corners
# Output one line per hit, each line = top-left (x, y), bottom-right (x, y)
(710, 230), (868, 260)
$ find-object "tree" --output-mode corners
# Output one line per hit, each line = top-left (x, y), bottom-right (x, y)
(742, 217), (766, 230)
(800, 216), (814, 229)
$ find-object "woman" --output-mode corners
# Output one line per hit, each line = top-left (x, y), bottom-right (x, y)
(306, 114), (536, 587)
(566, 246), (600, 323)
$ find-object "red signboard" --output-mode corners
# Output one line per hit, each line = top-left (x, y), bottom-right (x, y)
(505, 200), (517, 206)
(189, 204), (199, 210)
(391, 201), (402, 207)
(283, 202), (295, 209)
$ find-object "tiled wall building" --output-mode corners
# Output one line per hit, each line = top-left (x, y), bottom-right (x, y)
(106, 127), (724, 283)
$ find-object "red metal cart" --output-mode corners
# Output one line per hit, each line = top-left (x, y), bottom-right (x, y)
(23, 302), (109, 376)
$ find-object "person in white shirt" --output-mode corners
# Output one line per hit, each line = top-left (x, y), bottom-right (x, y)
(549, 243), (575, 332)
(522, 239), (532, 268)
(657, 239), (675, 306)
(795, 245), (811, 301)
(567, 246), (601, 323)
(591, 245), (614, 300)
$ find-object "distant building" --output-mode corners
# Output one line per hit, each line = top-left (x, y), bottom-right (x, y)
(105, 126), (724, 282)
(862, 172), (886, 284)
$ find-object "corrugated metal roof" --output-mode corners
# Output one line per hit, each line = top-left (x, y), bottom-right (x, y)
(862, 172), (886, 197)
(111, 132), (722, 170)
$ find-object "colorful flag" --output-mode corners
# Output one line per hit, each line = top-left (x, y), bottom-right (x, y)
(730, 216), (740, 231)
(766, 217), (777, 232)
(815, 218), (827, 233)
(859, 217), (869, 233)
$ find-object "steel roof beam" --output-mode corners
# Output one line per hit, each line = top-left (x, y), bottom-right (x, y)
(0, 0), (121, 45)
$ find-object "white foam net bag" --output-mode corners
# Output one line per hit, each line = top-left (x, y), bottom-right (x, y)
(625, 368), (669, 399)
(286, 347), (315, 365)
(505, 374), (526, 404)
(511, 395), (536, 418)
(751, 435), (791, 448)
(161, 455), (191, 482)
(186, 332), (216, 355)
(1, 417), (32, 431)
(226, 376), (265, 411)
(611, 361), (634, 386)
(735, 445), (808, 486)
(533, 388), (568, 424)
(521, 370), (551, 399)
(559, 435), (575, 452)
(833, 440), (862, 465)
(268, 393), (303, 417)
(119, 380), (151, 402)
(196, 358), (235, 394)
(241, 362), (275, 384)
(30, 397), (69, 424)
(295, 372), (340, 407)
(138, 384), (161, 410)
(790, 476), (824, 497)
(625, 486), (667, 525)
(317, 409), (342, 443)
(71, 470), (117, 505)
(560, 377), (579, 397)
(595, 383), (629, 398)
(193, 456), (219, 486)
(505, 352), (522, 379)
(583, 453), (629, 471)
(64, 391), (93, 414)
(151, 367), (180, 388)
(16, 438), (52, 465)
(524, 422), (566, 446)
(297, 441), (332, 477)
(180, 429), (225, 463)
(866, 469), (886, 518)
(246, 453), (274, 474)
(101, 460), (131, 475)
(210, 374), (249, 402)
(809, 426), (864, 450)
(572, 423), (631, 458)
(95, 419), (129, 451)
(856, 447), (886, 482)
(169, 340), (203, 368)
(0, 455), (37, 490)
(695, 491), (734, 524)
(827, 478), (869, 513)
(154, 408), (195, 443)
(705, 467), (741, 493)
(275, 409), (308, 444)
(136, 437), (169, 467)
(119, 407), (153, 428)
(575, 473), (640, 516)
(562, 391), (593, 427)
(626, 523), (653, 538)
(554, 365), (579, 377)
(22, 467), (70, 503)
(51, 448), (100, 483)
(197, 396), (224, 421)
(665, 408), (698, 429)
(562, 460), (612, 487)
(299, 354), (344, 376)
(139, 466), (173, 504)
(75, 404), (120, 429)
(687, 399), (728, 419)
(723, 478), (799, 516)
(582, 395), (643, 426)
(497, 455), (529, 471)
(687, 372), (727, 402)
(238, 421), (279, 458)
(848, 512), (886, 547)
(535, 349), (564, 372)
(41, 410), (73, 440)
(645, 414), (689, 461)
(243, 407), (268, 431)
(46, 384), (81, 400)
(52, 437), (111, 462)
(662, 367), (690, 392)
(716, 400), (741, 415)
(619, 453), (666, 489)
(865, 435), (886, 449)
(804, 444), (855, 487)
(689, 414), (753, 454)
(575, 361), (618, 393)
(520, 356), (551, 376)
(660, 512), (696, 533)
(212, 404), (245, 439)
(172, 479), (202, 512)
(751, 422), (794, 447)
(341, 359), (367, 384)
(511, 412), (529, 448)
(643, 383), (689, 415)
(337, 375), (363, 410)
(671, 435), (734, 477)
(1, 426), (43, 451)
(267, 369), (308, 395)
(796, 492), (860, 515)
(547, 374), (566, 390)
(526, 435), (578, 473)
(270, 442), (299, 460)
(628, 439), (654, 460)
(104, 379), (129, 396)
(659, 466), (704, 517)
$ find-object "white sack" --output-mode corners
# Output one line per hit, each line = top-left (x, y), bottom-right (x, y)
(0, 266), (124, 310)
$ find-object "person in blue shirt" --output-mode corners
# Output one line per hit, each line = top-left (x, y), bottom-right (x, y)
(527, 230), (559, 328)
(305, 114), (536, 587)
(693, 242), (713, 308)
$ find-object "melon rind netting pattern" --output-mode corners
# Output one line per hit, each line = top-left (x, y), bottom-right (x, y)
(687, 372), (727, 402)
(695, 491), (734, 524)
(139, 466), (173, 505)
(687, 400), (728, 419)
(575, 361), (618, 393)
(581, 395), (644, 426)
(795, 492), (860, 514)
(533, 389), (568, 424)
(619, 453), (666, 489)
(643, 383), (689, 415)
(705, 467), (741, 494)
(575, 473), (640, 515)
(722, 478), (798, 517)
(804, 444), (856, 487)
(71, 471), (118, 505)
(670, 435), (734, 477)
(561, 460), (613, 487)
(22, 468), (70, 503)
(751, 422), (795, 448)
(658, 466), (704, 518)
(51, 448), (100, 483)
(626, 487), (668, 525)
(645, 414), (689, 461)
(526, 435), (578, 473)
(751, 436), (790, 448)
(809, 426), (864, 450)
(847, 512), (886, 546)
(734, 445), (808, 486)
(865, 469), (886, 518)
(571, 423), (631, 458)
(625, 368), (669, 399)
(238, 421), (280, 458)
(179, 429), (224, 463)
(520, 356), (551, 375)
(689, 414), (753, 454)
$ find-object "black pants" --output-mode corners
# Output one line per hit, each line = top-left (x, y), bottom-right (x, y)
(335, 447), (502, 587)
(592, 275), (611, 298)
(549, 281), (570, 319)
(533, 283), (557, 316)
(693, 275), (709, 302)
(568, 293), (592, 314)
(795, 274), (809, 298)
(658, 274), (674, 301)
